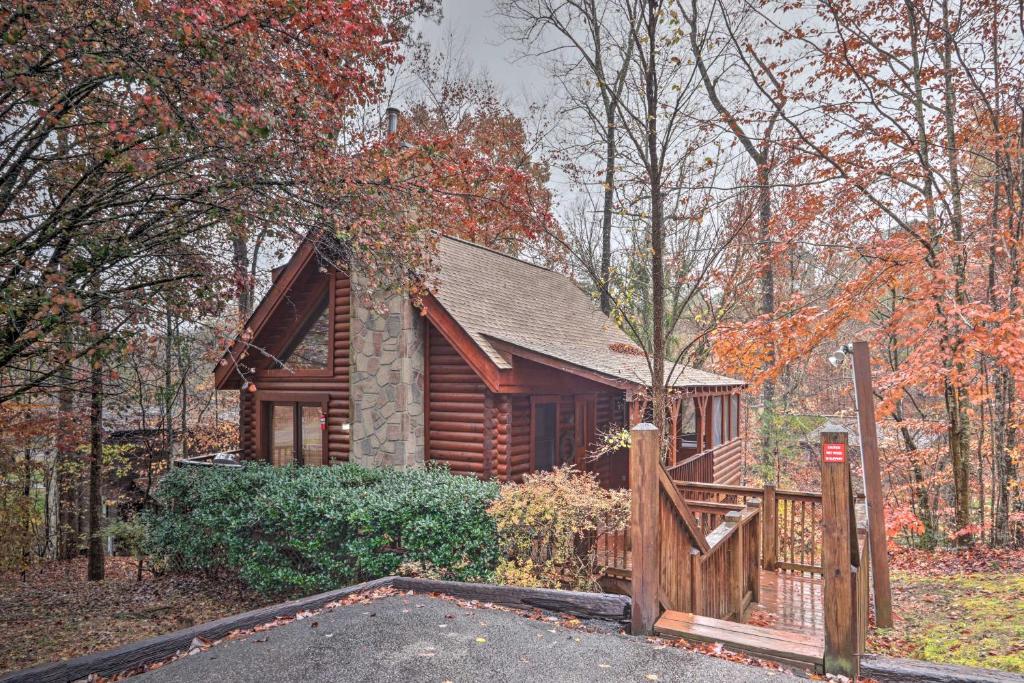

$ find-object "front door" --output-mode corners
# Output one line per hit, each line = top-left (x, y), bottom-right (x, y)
(268, 402), (324, 466)
(533, 400), (558, 472)
(573, 395), (597, 468)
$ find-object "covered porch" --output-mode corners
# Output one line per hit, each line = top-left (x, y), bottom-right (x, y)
(627, 387), (745, 486)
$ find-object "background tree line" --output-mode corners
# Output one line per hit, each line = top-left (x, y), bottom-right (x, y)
(1, 0), (1021, 585)
(498, 0), (1024, 548)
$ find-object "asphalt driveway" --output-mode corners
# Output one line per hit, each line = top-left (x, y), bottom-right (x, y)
(136, 593), (801, 682)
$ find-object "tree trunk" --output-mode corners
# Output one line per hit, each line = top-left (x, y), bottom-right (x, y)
(600, 107), (616, 315)
(940, 0), (972, 546)
(56, 362), (78, 560)
(87, 338), (105, 582)
(756, 166), (775, 472)
(164, 307), (175, 468)
(644, 0), (666, 437)
(232, 234), (253, 323)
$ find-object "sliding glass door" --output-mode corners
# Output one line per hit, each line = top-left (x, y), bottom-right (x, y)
(267, 402), (324, 466)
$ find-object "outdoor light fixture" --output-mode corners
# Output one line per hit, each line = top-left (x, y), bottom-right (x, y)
(827, 343), (854, 368)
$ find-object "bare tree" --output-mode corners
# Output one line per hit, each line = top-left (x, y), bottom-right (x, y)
(498, 0), (638, 313)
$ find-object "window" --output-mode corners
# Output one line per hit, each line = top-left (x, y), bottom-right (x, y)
(711, 396), (723, 446)
(731, 395), (740, 440)
(280, 297), (329, 369)
(533, 402), (558, 472)
(266, 402), (324, 465)
(271, 404), (295, 466)
(679, 398), (696, 438)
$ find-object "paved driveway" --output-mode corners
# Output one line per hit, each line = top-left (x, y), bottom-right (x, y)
(136, 594), (801, 682)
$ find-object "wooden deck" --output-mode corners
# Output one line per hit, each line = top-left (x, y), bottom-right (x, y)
(598, 559), (825, 637)
(598, 553), (826, 670)
(753, 570), (824, 637)
(654, 610), (825, 674)
(652, 570), (825, 673)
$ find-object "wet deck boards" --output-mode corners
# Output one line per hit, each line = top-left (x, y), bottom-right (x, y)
(753, 570), (824, 637)
(654, 610), (825, 673)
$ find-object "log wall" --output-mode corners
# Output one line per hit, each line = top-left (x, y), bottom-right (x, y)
(327, 271), (351, 463)
(508, 395), (532, 481)
(239, 388), (255, 458)
(243, 268), (351, 463)
(426, 325), (488, 476)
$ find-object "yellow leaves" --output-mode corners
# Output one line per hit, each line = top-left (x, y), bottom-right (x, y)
(488, 467), (630, 590)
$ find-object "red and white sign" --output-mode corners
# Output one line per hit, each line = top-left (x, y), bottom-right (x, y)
(822, 442), (847, 463)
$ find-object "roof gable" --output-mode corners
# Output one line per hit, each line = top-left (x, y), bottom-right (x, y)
(214, 240), (325, 390)
(215, 236), (745, 392)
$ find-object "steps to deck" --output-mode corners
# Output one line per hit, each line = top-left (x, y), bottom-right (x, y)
(654, 610), (825, 673)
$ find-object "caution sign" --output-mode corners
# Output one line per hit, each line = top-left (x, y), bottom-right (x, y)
(822, 441), (847, 464)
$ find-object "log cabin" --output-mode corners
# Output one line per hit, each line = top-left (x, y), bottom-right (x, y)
(214, 236), (747, 487)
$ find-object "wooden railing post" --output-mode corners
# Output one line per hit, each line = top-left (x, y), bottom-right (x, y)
(821, 425), (859, 679)
(724, 509), (743, 620)
(762, 484), (777, 570)
(630, 422), (661, 635)
(747, 498), (762, 604)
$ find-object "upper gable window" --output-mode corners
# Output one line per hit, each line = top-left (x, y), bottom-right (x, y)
(281, 297), (329, 369)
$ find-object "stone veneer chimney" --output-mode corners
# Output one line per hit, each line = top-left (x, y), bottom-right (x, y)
(349, 279), (425, 468)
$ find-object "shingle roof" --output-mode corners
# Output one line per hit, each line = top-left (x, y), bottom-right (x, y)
(432, 237), (744, 390)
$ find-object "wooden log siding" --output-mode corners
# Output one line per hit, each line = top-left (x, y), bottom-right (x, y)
(493, 395), (511, 480)
(713, 439), (743, 484)
(427, 325), (488, 476)
(239, 388), (255, 458)
(509, 395), (532, 480)
(327, 270), (351, 463)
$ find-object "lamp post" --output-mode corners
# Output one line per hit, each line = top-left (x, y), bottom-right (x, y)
(827, 341), (893, 628)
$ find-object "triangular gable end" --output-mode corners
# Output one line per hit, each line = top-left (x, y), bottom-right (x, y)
(214, 241), (327, 390)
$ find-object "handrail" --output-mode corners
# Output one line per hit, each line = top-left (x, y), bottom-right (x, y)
(657, 465), (710, 553)
(678, 480), (866, 502)
(685, 500), (744, 513)
(703, 506), (758, 553)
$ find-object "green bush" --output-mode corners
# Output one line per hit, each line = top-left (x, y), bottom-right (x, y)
(144, 463), (499, 596)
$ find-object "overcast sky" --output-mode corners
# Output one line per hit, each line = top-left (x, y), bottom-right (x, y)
(414, 0), (553, 109)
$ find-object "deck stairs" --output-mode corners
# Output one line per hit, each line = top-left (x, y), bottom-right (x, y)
(653, 610), (824, 674)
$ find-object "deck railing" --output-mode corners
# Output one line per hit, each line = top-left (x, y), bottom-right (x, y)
(690, 502), (761, 621)
(774, 489), (824, 574)
(622, 423), (880, 679)
(664, 438), (743, 484)
(674, 480), (865, 576)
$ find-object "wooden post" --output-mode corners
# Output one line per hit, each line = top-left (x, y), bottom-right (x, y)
(630, 422), (661, 635)
(689, 548), (704, 615)
(821, 425), (859, 679)
(762, 484), (777, 570)
(851, 341), (894, 628)
(725, 509), (743, 620)
(747, 498), (762, 604)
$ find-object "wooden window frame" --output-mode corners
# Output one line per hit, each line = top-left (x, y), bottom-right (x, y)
(255, 391), (329, 464)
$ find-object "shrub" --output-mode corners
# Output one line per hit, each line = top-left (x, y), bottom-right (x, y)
(144, 463), (499, 596)
(488, 467), (630, 590)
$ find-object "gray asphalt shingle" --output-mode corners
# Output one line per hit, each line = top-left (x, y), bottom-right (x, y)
(433, 237), (744, 390)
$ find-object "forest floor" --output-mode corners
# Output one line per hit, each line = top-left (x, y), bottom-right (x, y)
(0, 557), (266, 675)
(868, 546), (1024, 673)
